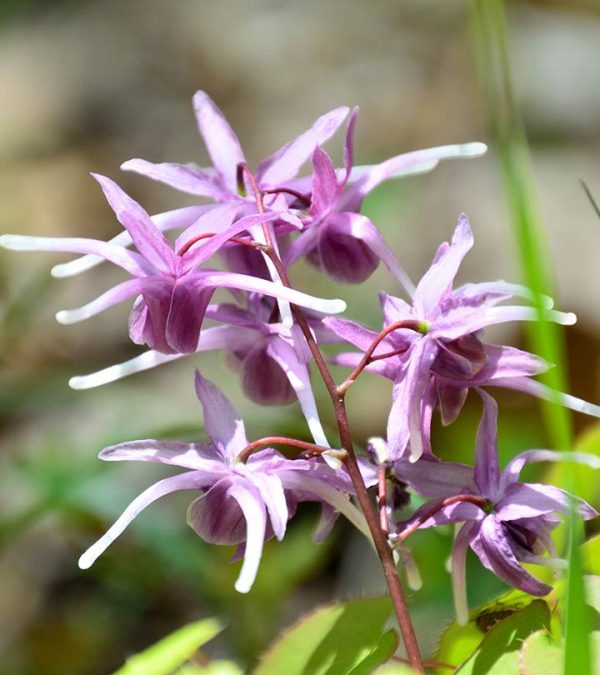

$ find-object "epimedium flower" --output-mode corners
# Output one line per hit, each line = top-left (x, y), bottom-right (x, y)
(68, 296), (339, 453)
(284, 108), (487, 289)
(0, 175), (347, 354)
(78, 371), (366, 593)
(396, 390), (599, 624)
(326, 214), (600, 462)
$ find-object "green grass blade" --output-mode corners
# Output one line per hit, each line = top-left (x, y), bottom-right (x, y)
(469, 2), (591, 674)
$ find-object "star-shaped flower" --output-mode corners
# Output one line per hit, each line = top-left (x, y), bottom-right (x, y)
(79, 371), (362, 593)
(401, 390), (599, 623)
(0, 176), (346, 354)
(326, 214), (598, 461)
(284, 109), (486, 288)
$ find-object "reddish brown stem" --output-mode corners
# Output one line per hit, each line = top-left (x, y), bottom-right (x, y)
(337, 320), (424, 395)
(378, 465), (389, 534)
(243, 165), (424, 672)
(394, 494), (489, 543)
(263, 187), (311, 207)
(237, 436), (331, 463)
(177, 232), (259, 257)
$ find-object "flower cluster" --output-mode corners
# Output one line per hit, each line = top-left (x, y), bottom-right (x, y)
(2, 91), (598, 618)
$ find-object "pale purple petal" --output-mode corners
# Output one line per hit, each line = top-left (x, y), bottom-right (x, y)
(193, 91), (245, 194)
(500, 449), (600, 490)
(490, 377), (600, 421)
(186, 479), (247, 546)
(313, 503), (338, 543)
(180, 211), (279, 272)
(280, 472), (370, 540)
(473, 390), (501, 500)
(99, 439), (226, 473)
(92, 174), (176, 274)
(387, 337), (438, 462)
(473, 345), (549, 381)
(0, 234), (150, 277)
(121, 159), (226, 199)
(413, 214), (474, 318)
(495, 482), (598, 521)
(202, 271), (347, 315)
(282, 227), (320, 269)
(165, 283), (213, 353)
(51, 205), (211, 279)
(436, 382), (468, 426)
(55, 278), (155, 325)
(323, 317), (382, 352)
(256, 106), (349, 186)
(432, 306), (576, 340)
(227, 482), (268, 593)
(241, 339), (295, 406)
(310, 146), (339, 217)
(342, 214), (415, 294)
(394, 457), (476, 498)
(174, 203), (237, 253)
(70, 325), (257, 390)
(475, 516), (552, 595)
(267, 338), (330, 448)
(248, 472), (288, 541)
(340, 143), (487, 211)
(451, 522), (479, 625)
(454, 281), (555, 310)
(343, 107), (359, 183)
(194, 371), (248, 460)
(78, 472), (201, 569)
(317, 213), (380, 284)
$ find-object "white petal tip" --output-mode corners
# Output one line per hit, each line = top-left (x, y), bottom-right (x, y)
(459, 142), (488, 157)
(325, 299), (347, 314)
(69, 376), (88, 390)
(234, 580), (251, 594)
(0, 234), (36, 250)
(562, 312), (577, 325)
(78, 553), (94, 570)
(55, 310), (75, 325)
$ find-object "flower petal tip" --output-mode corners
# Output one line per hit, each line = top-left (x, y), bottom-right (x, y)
(77, 551), (95, 570)
(459, 142), (487, 157)
(233, 579), (252, 594)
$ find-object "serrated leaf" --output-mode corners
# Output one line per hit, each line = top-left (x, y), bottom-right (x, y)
(455, 600), (550, 674)
(114, 618), (222, 675)
(519, 630), (562, 675)
(254, 596), (393, 675)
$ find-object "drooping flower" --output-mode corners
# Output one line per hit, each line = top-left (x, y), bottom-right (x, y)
(0, 176), (347, 354)
(326, 214), (600, 461)
(78, 371), (365, 593)
(399, 390), (599, 623)
(69, 297), (339, 451)
(284, 109), (487, 289)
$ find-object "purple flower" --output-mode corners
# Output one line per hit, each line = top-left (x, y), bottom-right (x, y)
(403, 390), (599, 623)
(78, 371), (363, 593)
(121, 91), (349, 207)
(284, 109), (486, 288)
(68, 297), (339, 452)
(326, 214), (599, 461)
(0, 176), (347, 354)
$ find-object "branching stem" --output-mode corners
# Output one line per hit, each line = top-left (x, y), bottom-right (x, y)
(241, 164), (424, 672)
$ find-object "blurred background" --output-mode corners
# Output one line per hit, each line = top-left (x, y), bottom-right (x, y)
(1, 0), (600, 672)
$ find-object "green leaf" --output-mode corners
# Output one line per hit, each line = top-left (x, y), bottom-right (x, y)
(114, 618), (222, 675)
(519, 630), (562, 675)
(435, 588), (536, 672)
(348, 630), (398, 675)
(455, 599), (550, 674)
(254, 596), (394, 675)
(372, 664), (417, 674)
